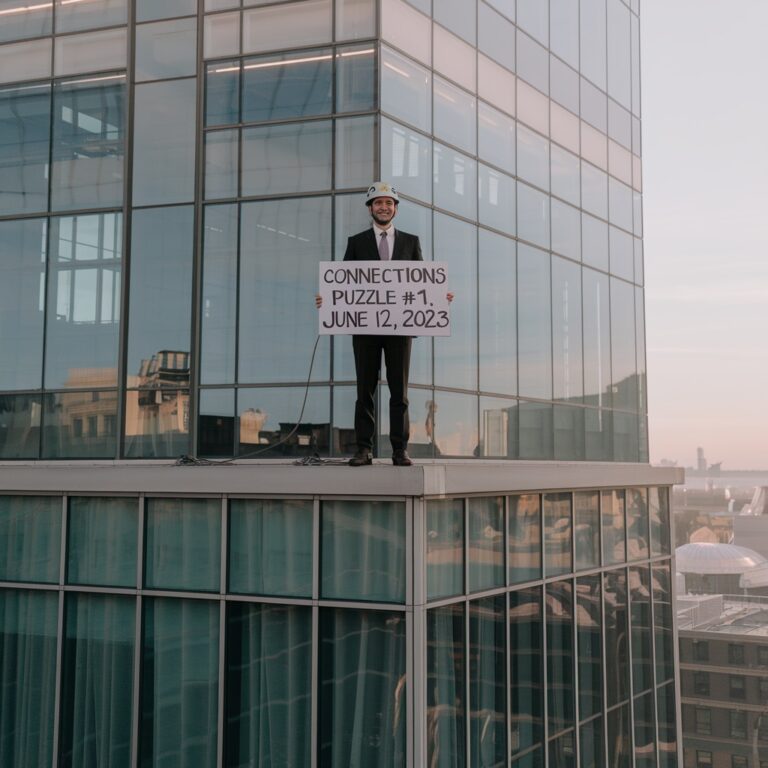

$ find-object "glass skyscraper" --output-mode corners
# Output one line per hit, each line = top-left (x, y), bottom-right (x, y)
(0, 0), (682, 766)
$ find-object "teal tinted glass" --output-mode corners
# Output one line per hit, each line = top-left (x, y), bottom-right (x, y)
(574, 491), (600, 570)
(0, 588), (58, 768)
(626, 487), (649, 559)
(604, 569), (629, 706)
(321, 499), (405, 602)
(319, 608), (406, 767)
(205, 61), (240, 126)
(469, 596), (506, 766)
(576, 575), (602, 719)
(229, 498), (313, 597)
(634, 691), (656, 768)
(426, 498), (464, 600)
(579, 717), (604, 767)
(543, 492), (572, 576)
(468, 496), (504, 591)
(546, 581), (574, 733)
(656, 682), (677, 768)
(60, 593), (135, 768)
(144, 498), (221, 592)
(67, 496), (138, 587)
(607, 704), (631, 768)
(0, 496), (60, 583)
(509, 494), (541, 583)
(226, 603), (311, 767)
(140, 598), (219, 768)
(427, 604), (465, 766)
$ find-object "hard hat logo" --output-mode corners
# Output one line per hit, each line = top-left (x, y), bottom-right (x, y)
(366, 182), (399, 205)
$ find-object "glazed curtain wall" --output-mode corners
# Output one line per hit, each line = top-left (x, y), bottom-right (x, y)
(0, 0), (648, 462)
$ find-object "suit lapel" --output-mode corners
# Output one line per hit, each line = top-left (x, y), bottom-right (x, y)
(364, 228), (379, 259)
(391, 229), (405, 261)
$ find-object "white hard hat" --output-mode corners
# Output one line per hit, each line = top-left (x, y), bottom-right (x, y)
(365, 181), (399, 205)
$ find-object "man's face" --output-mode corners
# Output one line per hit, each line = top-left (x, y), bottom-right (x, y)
(369, 196), (397, 227)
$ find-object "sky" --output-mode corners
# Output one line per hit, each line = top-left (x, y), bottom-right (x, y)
(641, 0), (768, 469)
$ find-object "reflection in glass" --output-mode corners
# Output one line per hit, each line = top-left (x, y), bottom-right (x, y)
(433, 76), (476, 154)
(601, 489), (625, 565)
(548, 730), (575, 768)
(42, 390), (118, 458)
(133, 78), (196, 205)
(123, 389), (189, 458)
(579, 718), (604, 768)
(0, 588), (58, 768)
(135, 18), (197, 82)
(380, 117), (432, 203)
(0, 83), (51, 216)
(60, 593), (134, 768)
(0, 395), (41, 458)
(582, 213), (608, 271)
(604, 569), (629, 707)
(198, 388), (234, 457)
(479, 164), (516, 236)
(576, 576), (602, 719)
(137, 0), (197, 21)
(336, 114), (375, 188)
(203, 10), (239, 58)
(478, 1), (515, 71)
(656, 682), (677, 768)
(470, 596), (506, 767)
(336, 44), (375, 112)
(45, 214), (122, 389)
(519, 401), (553, 459)
(574, 491), (599, 570)
(517, 125), (549, 191)
(67, 496), (137, 587)
(237, 386), (330, 458)
(550, 0), (578, 67)
(630, 565), (653, 697)
(0, 1), (51, 42)
(141, 598), (219, 768)
(468, 497), (504, 591)
(336, 0), (374, 39)
(580, 0), (606, 89)
(54, 0), (126, 32)
(613, 410), (639, 462)
(433, 142), (477, 219)
(381, 46), (430, 132)
(544, 492), (571, 576)
(510, 588), (543, 756)
(145, 498), (221, 592)
(322, 499), (405, 602)
(380, 385), (435, 459)
(242, 48), (332, 122)
(546, 581), (574, 733)
(239, 197), (330, 383)
(517, 244), (551, 400)
(427, 498), (464, 600)
(583, 268), (610, 408)
(478, 101), (515, 174)
(0, 217), (46, 390)
(611, 277), (637, 410)
(229, 499), (313, 597)
(551, 199), (580, 262)
(653, 563), (674, 685)
(205, 60), (240, 126)
(633, 691), (656, 768)
(204, 128), (238, 199)
(509, 494), (540, 583)
(551, 144), (580, 206)
(433, 391), (479, 458)
(427, 604), (465, 767)
(0, 496), (60, 583)
(649, 487), (671, 556)
(479, 229), (516, 395)
(552, 256), (583, 403)
(243, 0), (332, 54)
(626, 487), (649, 559)
(0, 38), (52, 84)
(554, 405), (584, 460)
(581, 161), (608, 219)
(226, 604), (311, 768)
(320, 609), (405, 766)
(607, 704), (631, 768)
(54, 28), (128, 77)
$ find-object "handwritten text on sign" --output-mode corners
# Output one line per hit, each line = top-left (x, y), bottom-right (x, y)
(318, 261), (451, 336)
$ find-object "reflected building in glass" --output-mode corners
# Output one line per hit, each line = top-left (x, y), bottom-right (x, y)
(0, 0), (682, 766)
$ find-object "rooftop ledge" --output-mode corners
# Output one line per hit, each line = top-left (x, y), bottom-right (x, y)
(0, 460), (684, 498)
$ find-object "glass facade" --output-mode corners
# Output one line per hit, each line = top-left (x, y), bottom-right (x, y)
(0, 0), (646, 462)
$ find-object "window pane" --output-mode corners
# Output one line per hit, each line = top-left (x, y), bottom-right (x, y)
(336, 0), (374, 39)
(320, 609), (405, 767)
(554, 404), (585, 460)
(381, 46), (430, 132)
(478, 100), (515, 174)
(546, 581), (574, 733)
(54, 0), (127, 32)
(0, 395), (41, 458)
(580, 717), (604, 768)
(432, 391), (479, 458)
(0, 38), (52, 84)
(544, 492), (572, 576)
(548, 731), (575, 768)
(580, 0), (606, 90)
(229, 499), (313, 597)
(226, 604), (311, 768)
(0, 83), (51, 215)
(607, 704), (631, 768)
(381, 0), (431, 65)
(238, 197), (331, 383)
(0, 217), (46, 390)
(517, 124), (549, 191)
(479, 164), (516, 236)
(204, 128), (238, 199)
(54, 28), (128, 76)
(519, 400), (553, 460)
(205, 60), (240, 126)
(0, 589), (58, 768)
(508, 494), (540, 582)
(650, 487), (671, 556)
(581, 161), (608, 218)
(575, 491), (600, 570)
(321, 499), (405, 602)
(583, 268), (610, 408)
(336, 43), (375, 112)
(335, 114), (375, 189)
(552, 255), (583, 402)
(470, 596), (506, 767)
(517, 245), (551, 400)
(141, 598), (219, 768)
(67, 496), (137, 587)
(0, 1), (51, 42)
(42, 390), (118, 458)
(60, 593), (134, 768)
(126, 206), (192, 393)
(434, 0), (476, 44)
(577, 575), (602, 719)
(434, 76), (476, 154)
(551, 144), (580, 206)
(203, 11), (239, 58)
(197, 388), (234, 457)
(551, 0), (578, 67)
(427, 498), (464, 600)
(626, 487), (649, 559)
(243, 0), (332, 53)
(123, 389), (189, 459)
(133, 78), (196, 205)
(611, 277), (637, 410)
(468, 497), (504, 592)
(433, 142), (477, 219)
(657, 683), (678, 767)
(517, 182), (549, 250)
(510, 587), (543, 755)
(45, 213), (123, 389)
(428, 604), (465, 766)
(380, 117), (432, 204)
(137, 0), (197, 21)
(144, 498), (220, 592)
(0, 496), (61, 583)
(135, 18), (197, 82)
(478, 1), (515, 71)
(582, 213), (608, 271)
(479, 229), (516, 394)
(653, 563), (674, 684)
(242, 48), (332, 122)
(604, 569), (629, 706)
(201, 205), (237, 384)
(242, 121), (332, 195)
(630, 565), (653, 696)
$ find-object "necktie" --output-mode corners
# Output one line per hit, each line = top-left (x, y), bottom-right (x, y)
(378, 231), (390, 261)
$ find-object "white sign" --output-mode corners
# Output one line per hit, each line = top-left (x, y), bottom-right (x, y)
(318, 261), (451, 336)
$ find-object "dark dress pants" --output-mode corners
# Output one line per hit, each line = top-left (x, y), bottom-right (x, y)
(352, 335), (412, 451)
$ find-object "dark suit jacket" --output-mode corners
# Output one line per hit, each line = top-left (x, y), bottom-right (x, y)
(343, 228), (423, 262)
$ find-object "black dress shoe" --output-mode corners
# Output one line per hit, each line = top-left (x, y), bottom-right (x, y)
(349, 450), (373, 466)
(392, 449), (412, 466)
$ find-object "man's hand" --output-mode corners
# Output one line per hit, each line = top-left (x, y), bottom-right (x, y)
(315, 294), (322, 308)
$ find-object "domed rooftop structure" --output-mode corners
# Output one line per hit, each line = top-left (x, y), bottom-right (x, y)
(676, 542), (767, 575)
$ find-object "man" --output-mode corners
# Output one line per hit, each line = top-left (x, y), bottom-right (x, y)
(316, 182), (451, 467)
